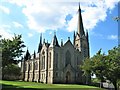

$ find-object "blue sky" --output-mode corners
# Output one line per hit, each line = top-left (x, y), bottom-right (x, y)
(0, 0), (119, 57)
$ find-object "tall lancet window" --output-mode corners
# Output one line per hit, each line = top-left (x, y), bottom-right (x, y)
(83, 46), (87, 58)
(41, 50), (45, 69)
(43, 56), (45, 69)
(35, 62), (38, 70)
(29, 63), (32, 70)
(42, 56), (45, 69)
(25, 63), (27, 71)
(55, 53), (58, 69)
(49, 52), (51, 68)
(65, 50), (71, 66)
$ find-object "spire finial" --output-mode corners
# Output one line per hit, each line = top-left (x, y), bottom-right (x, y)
(27, 47), (28, 51)
(74, 31), (75, 36)
(86, 29), (88, 35)
(61, 39), (63, 46)
(77, 2), (85, 36)
(34, 50), (36, 59)
(86, 29), (89, 41)
(38, 34), (42, 53)
(54, 31), (56, 36)
(68, 37), (70, 40)
(78, 2), (81, 11)
(43, 38), (45, 43)
(73, 31), (76, 45)
(40, 33), (42, 44)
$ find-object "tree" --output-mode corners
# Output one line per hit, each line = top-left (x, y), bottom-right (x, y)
(3, 64), (21, 80)
(1, 34), (25, 68)
(81, 58), (92, 84)
(81, 46), (120, 90)
(1, 34), (25, 79)
(104, 46), (120, 90)
(91, 49), (107, 87)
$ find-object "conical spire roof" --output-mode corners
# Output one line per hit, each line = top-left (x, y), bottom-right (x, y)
(24, 48), (31, 60)
(50, 32), (60, 47)
(86, 29), (89, 42)
(77, 3), (85, 36)
(38, 33), (42, 53)
(34, 50), (36, 59)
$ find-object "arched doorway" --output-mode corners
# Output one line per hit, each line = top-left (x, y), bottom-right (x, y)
(66, 71), (71, 83)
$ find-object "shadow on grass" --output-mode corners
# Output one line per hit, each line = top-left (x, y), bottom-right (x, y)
(2, 84), (105, 90)
(2, 84), (44, 90)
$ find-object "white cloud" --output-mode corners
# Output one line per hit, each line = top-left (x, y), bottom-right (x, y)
(107, 35), (118, 40)
(6, 0), (119, 33)
(89, 31), (103, 37)
(12, 21), (23, 28)
(28, 33), (33, 37)
(0, 25), (13, 39)
(0, 5), (10, 14)
(49, 31), (53, 35)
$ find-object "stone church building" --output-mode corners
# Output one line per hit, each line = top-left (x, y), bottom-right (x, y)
(21, 4), (90, 84)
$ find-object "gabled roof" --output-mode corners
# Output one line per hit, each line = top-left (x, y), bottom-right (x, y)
(63, 39), (74, 48)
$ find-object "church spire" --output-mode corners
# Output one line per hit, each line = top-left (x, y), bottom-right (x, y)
(24, 48), (31, 60)
(61, 39), (63, 46)
(49, 32), (60, 47)
(34, 50), (36, 59)
(73, 31), (75, 45)
(77, 2), (85, 36)
(38, 33), (42, 53)
(86, 29), (89, 42)
(40, 33), (42, 45)
(79, 2), (81, 11)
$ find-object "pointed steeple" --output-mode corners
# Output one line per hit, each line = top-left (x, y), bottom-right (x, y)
(61, 39), (63, 46)
(40, 33), (42, 45)
(43, 38), (45, 43)
(34, 50), (36, 59)
(24, 48), (31, 60)
(86, 29), (89, 42)
(77, 2), (85, 36)
(38, 33), (42, 53)
(54, 31), (56, 36)
(73, 31), (75, 45)
(79, 2), (81, 11)
(49, 32), (60, 47)
(46, 40), (49, 47)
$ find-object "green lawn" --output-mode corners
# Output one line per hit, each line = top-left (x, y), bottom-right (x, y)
(0, 80), (105, 90)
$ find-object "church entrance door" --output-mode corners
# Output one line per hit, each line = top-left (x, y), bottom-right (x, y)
(66, 71), (71, 83)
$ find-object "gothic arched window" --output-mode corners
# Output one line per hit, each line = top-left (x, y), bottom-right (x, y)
(29, 63), (32, 70)
(25, 63), (27, 71)
(42, 56), (45, 69)
(49, 52), (51, 68)
(65, 50), (71, 66)
(56, 53), (58, 69)
(43, 56), (45, 69)
(41, 50), (45, 70)
(35, 62), (38, 70)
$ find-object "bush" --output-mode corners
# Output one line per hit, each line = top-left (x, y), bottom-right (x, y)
(2, 64), (21, 80)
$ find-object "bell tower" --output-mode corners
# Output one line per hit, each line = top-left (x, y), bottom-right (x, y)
(74, 3), (89, 59)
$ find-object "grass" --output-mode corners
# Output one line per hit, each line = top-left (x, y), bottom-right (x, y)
(0, 80), (105, 90)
